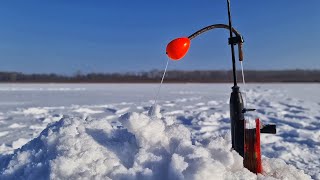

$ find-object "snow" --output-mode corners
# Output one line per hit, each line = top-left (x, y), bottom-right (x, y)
(8, 123), (26, 129)
(22, 108), (49, 115)
(0, 131), (9, 138)
(0, 83), (319, 179)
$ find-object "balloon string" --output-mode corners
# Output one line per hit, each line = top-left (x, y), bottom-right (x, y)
(153, 58), (169, 106)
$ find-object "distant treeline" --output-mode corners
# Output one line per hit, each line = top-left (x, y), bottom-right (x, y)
(0, 70), (319, 83)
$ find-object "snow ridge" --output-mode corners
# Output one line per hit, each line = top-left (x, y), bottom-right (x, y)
(0, 108), (311, 180)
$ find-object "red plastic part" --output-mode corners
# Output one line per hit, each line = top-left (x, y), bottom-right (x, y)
(255, 118), (263, 173)
(166, 37), (190, 60)
(244, 119), (263, 174)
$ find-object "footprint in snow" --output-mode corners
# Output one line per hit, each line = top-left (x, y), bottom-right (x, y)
(279, 102), (309, 111)
(106, 108), (117, 114)
(105, 107), (131, 115)
(115, 107), (131, 115)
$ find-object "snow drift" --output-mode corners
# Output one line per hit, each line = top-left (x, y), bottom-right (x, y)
(0, 106), (310, 180)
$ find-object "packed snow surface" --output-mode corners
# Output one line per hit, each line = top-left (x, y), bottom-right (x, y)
(0, 83), (319, 179)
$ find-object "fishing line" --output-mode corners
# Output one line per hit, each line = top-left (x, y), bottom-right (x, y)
(153, 58), (170, 107)
(240, 61), (248, 108)
(240, 61), (253, 128)
(240, 61), (246, 86)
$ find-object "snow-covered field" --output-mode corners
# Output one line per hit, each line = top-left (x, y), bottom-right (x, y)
(0, 83), (319, 179)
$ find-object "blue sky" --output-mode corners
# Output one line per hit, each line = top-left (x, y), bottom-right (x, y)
(0, 0), (319, 74)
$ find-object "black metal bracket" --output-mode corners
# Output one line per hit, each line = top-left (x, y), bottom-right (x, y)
(242, 108), (256, 113)
(261, 124), (277, 134)
(228, 35), (244, 45)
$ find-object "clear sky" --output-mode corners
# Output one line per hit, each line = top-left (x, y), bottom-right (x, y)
(0, 0), (319, 74)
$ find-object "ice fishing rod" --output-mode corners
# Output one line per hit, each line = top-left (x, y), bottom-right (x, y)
(164, 0), (276, 174)
(166, 2), (245, 158)
(226, 0), (245, 158)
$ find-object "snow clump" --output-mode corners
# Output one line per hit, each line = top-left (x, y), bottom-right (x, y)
(0, 108), (311, 180)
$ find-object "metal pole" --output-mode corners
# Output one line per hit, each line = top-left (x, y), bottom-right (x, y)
(226, 0), (237, 86)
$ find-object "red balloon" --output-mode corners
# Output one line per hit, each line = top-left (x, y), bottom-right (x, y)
(166, 37), (190, 60)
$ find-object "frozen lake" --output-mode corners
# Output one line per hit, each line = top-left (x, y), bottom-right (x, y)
(0, 83), (319, 179)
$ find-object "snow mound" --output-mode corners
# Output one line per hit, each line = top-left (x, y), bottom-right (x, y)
(0, 110), (311, 180)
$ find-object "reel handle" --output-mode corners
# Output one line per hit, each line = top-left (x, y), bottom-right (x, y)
(238, 43), (244, 61)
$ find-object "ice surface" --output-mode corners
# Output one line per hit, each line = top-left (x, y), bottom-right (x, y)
(0, 83), (319, 179)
